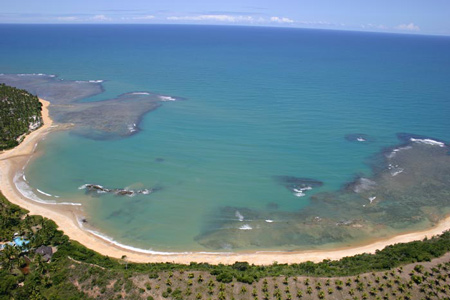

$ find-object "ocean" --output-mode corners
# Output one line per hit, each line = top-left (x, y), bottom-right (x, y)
(1, 24), (450, 252)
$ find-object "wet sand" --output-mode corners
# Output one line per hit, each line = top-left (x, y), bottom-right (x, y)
(1, 99), (450, 265)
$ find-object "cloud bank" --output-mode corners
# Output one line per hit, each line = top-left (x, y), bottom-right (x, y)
(395, 23), (420, 31)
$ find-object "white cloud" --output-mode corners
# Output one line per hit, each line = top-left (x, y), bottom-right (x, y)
(395, 23), (420, 31)
(167, 14), (255, 23)
(270, 16), (294, 24)
(91, 14), (111, 21)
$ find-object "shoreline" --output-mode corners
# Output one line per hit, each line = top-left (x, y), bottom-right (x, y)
(1, 99), (450, 265)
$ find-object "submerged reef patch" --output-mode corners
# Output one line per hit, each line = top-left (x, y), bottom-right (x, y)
(0, 74), (183, 139)
(196, 134), (450, 250)
(79, 184), (160, 197)
(274, 176), (323, 197)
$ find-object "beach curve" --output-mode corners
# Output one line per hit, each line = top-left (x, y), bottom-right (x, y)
(1, 98), (450, 265)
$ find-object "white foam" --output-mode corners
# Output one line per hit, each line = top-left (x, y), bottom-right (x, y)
(17, 73), (48, 77)
(79, 223), (191, 255)
(391, 168), (404, 176)
(294, 191), (306, 197)
(14, 172), (81, 206)
(353, 178), (377, 193)
(77, 217), (232, 255)
(22, 174), (27, 182)
(387, 146), (412, 159)
(127, 123), (137, 133)
(140, 189), (151, 195)
(235, 210), (244, 222)
(410, 138), (445, 147)
(239, 224), (252, 230)
(356, 137), (366, 142)
(265, 219), (274, 223)
(131, 92), (151, 95)
(75, 80), (104, 84)
(37, 189), (52, 197)
(159, 95), (176, 101)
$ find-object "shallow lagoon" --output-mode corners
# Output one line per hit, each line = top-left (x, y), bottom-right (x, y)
(1, 25), (450, 252)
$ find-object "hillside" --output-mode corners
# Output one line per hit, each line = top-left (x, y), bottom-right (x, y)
(0, 83), (43, 150)
(1, 192), (450, 299)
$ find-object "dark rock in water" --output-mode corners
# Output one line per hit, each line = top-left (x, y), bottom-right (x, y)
(116, 190), (134, 196)
(274, 176), (323, 197)
(83, 184), (111, 193)
(275, 176), (323, 188)
(345, 133), (371, 143)
(81, 184), (155, 197)
(155, 158), (164, 163)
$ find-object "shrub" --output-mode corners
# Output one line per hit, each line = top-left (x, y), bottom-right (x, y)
(217, 272), (233, 283)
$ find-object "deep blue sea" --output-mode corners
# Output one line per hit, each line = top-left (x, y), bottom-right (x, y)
(1, 25), (450, 252)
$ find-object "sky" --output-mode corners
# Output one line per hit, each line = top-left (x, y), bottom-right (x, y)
(1, 0), (450, 36)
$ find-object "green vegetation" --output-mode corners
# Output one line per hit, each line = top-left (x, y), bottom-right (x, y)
(0, 83), (42, 150)
(1, 192), (450, 299)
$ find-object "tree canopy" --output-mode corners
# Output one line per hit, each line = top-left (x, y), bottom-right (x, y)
(0, 83), (42, 150)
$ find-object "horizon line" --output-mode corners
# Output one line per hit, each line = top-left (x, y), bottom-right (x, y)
(1, 22), (449, 38)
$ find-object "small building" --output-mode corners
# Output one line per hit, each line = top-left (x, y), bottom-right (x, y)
(35, 245), (53, 262)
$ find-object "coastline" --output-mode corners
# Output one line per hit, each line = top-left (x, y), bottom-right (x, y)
(1, 99), (450, 265)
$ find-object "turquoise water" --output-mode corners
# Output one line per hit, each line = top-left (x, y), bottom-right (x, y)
(1, 25), (450, 252)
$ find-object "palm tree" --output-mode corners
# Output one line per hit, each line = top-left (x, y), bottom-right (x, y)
(1, 244), (19, 271)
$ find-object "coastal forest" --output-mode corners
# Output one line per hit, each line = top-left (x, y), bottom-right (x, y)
(1, 192), (450, 300)
(0, 83), (43, 150)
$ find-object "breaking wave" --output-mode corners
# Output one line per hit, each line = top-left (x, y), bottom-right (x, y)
(14, 172), (81, 206)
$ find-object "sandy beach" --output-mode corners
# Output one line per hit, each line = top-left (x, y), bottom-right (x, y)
(1, 98), (450, 265)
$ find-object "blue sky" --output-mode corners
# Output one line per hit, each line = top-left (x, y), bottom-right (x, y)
(1, 0), (450, 35)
